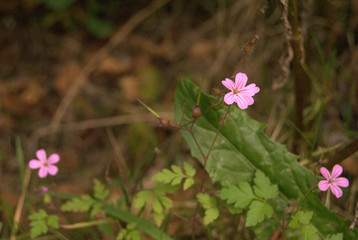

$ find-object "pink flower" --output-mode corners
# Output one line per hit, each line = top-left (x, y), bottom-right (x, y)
(318, 164), (349, 198)
(222, 72), (260, 109)
(29, 149), (60, 178)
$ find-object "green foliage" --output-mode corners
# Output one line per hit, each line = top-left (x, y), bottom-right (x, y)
(27, 0), (115, 38)
(301, 225), (319, 240)
(253, 170), (278, 200)
(289, 211), (313, 228)
(61, 179), (108, 216)
(196, 193), (219, 225)
(220, 183), (255, 209)
(134, 190), (152, 209)
(326, 233), (343, 240)
(104, 205), (172, 240)
(28, 209), (59, 238)
(61, 194), (96, 212)
(220, 170), (278, 227)
(246, 201), (273, 227)
(152, 162), (196, 190)
(86, 16), (114, 39)
(174, 78), (358, 239)
(94, 179), (109, 201)
(134, 183), (175, 227)
(97, 223), (115, 238)
(44, 194), (52, 204)
(289, 211), (319, 240)
(117, 222), (141, 240)
(135, 162), (195, 226)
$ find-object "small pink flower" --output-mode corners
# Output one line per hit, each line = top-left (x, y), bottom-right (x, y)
(318, 164), (349, 198)
(222, 72), (260, 109)
(29, 149), (60, 178)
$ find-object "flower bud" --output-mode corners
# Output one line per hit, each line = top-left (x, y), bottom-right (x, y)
(192, 105), (201, 119)
(211, 88), (221, 96)
(244, 35), (259, 54)
(159, 117), (170, 127)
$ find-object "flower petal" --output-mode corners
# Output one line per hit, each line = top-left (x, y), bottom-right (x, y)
(334, 177), (349, 187)
(224, 92), (236, 105)
(222, 78), (235, 91)
(234, 72), (248, 89)
(38, 167), (48, 178)
(235, 95), (248, 109)
(330, 184), (343, 198)
(241, 84), (260, 96)
(36, 149), (47, 162)
(241, 94), (254, 105)
(48, 153), (60, 164)
(318, 180), (330, 191)
(29, 160), (42, 169)
(47, 165), (58, 176)
(331, 164), (343, 179)
(320, 167), (331, 180)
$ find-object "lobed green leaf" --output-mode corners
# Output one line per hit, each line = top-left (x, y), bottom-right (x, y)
(94, 179), (109, 201)
(246, 200), (273, 227)
(253, 170), (279, 200)
(301, 225), (319, 240)
(197, 193), (219, 225)
(183, 161), (196, 177)
(134, 190), (152, 209)
(326, 233), (343, 240)
(47, 215), (59, 229)
(219, 182), (255, 209)
(61, 195), (96, 212)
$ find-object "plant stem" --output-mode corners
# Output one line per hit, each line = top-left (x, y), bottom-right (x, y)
(286, 0), (311, 152)
(60, 219), (108, 229)
(191, 105), (231, 240)
(324, 190), (331, 207)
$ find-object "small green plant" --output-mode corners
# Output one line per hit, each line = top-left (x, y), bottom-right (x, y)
(28, 209), (59, 238)
(134, 162), (196, 226)
(61, 179), (109, 217)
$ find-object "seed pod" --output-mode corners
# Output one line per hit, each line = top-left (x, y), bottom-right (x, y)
(192, 105), (201, 119)
(159, 117), (170, 127)
(244, 34), (259, 54)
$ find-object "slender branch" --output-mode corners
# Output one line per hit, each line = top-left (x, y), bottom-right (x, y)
(49, 0), (172, 135)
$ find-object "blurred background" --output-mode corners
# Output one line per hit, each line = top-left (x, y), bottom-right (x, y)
(0, 0), (357, 238)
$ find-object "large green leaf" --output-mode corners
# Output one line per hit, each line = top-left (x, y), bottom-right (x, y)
(174, 78), (357, 239)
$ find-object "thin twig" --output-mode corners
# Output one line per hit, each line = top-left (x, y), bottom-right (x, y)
(349, 201), (358, 230)
(10, 168), (31, 240)
(49, 0), (171, 136)
(31, 112), (171, 142)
